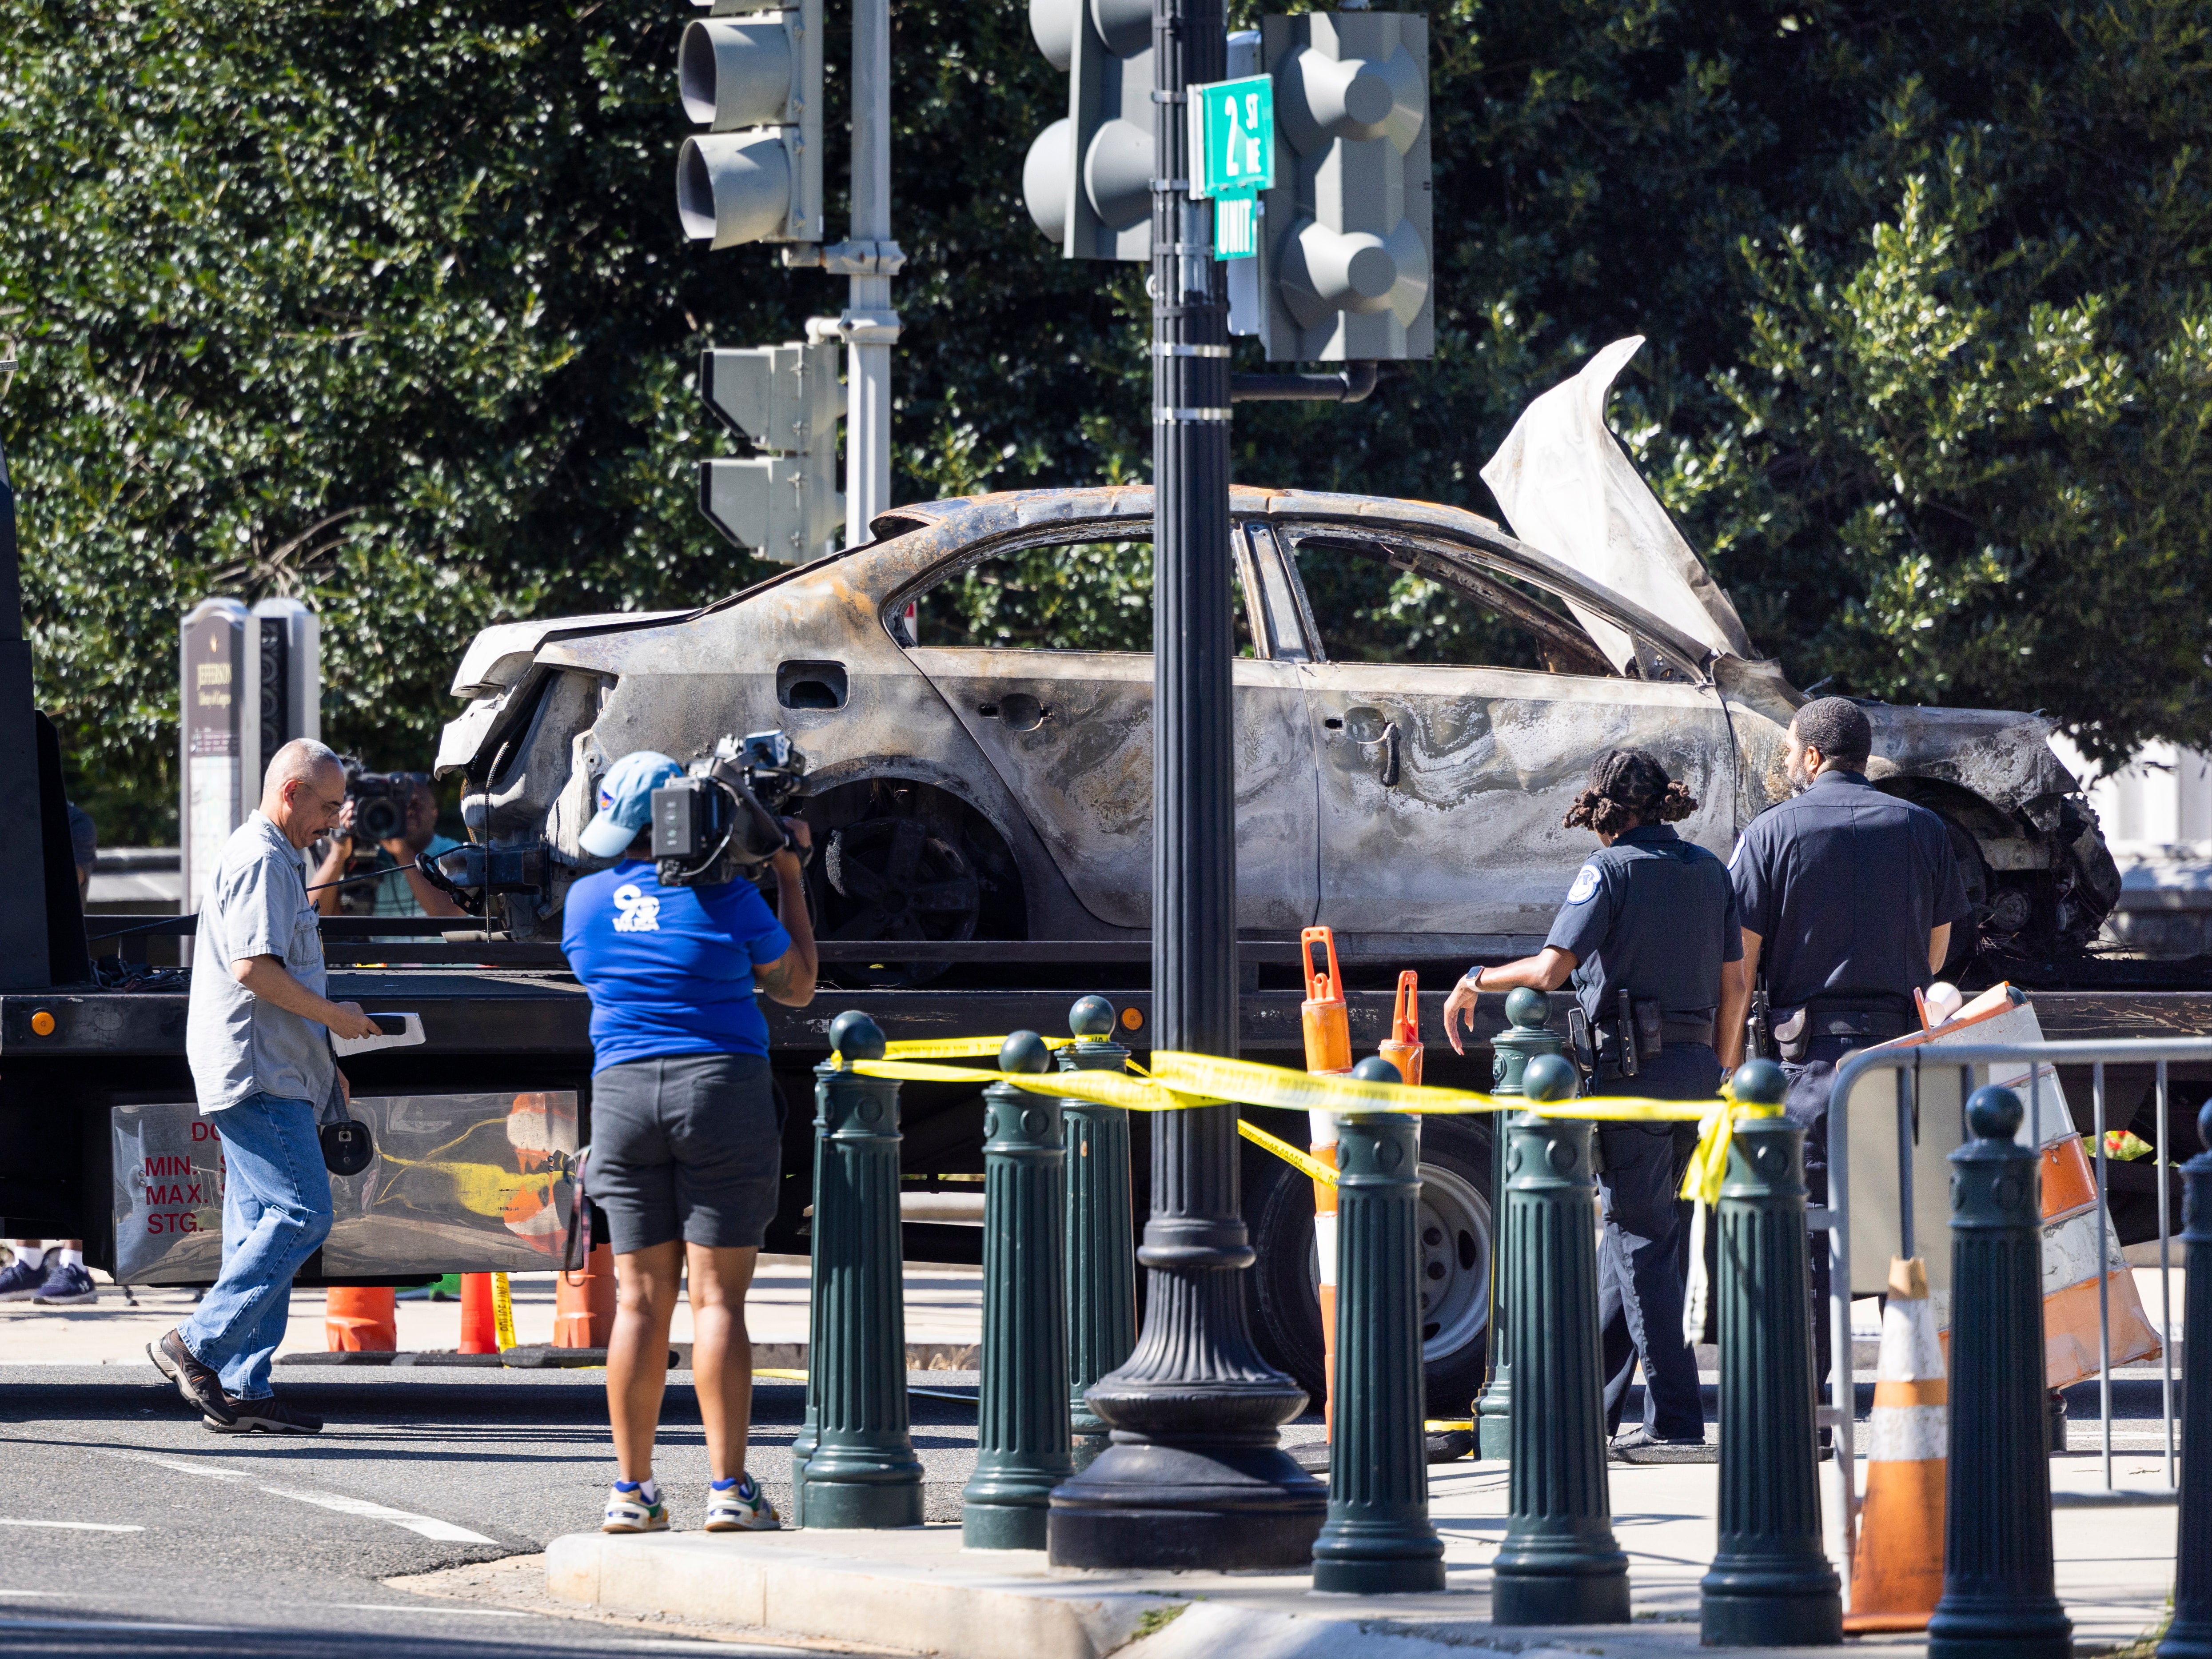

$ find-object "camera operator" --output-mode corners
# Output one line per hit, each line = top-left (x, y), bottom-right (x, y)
(561, 750), (817, 1535)
(311, 771), (463, 921)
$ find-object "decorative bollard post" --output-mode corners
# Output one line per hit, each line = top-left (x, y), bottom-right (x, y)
(1477, 986), (1561, 1460)
(964, 1032), (1075, 1548)
(1061, 996), (1136, 1472)
(1701, 1058), (1842, 1646)
(800, 1011), (926, 1529)
(1312, 1056), (1447, 1594)
(2155, 1101), (2212, 1659)
(1927, 1085), (2071, 1659)
(1492, 1052), (1630, 1625)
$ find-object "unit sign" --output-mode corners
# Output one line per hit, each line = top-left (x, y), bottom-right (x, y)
(1188, 74), (1274, 260)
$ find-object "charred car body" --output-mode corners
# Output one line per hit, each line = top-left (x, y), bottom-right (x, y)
(429, 343), (2120, 1408)
(437, 341), (2119, 977)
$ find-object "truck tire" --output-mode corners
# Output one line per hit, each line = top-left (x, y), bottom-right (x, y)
(1241, 1116), (1494, 1417)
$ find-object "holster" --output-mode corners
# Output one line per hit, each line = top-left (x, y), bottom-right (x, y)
(1596, 995), (1715, 1076)
(1770, 997), (1914, 1064)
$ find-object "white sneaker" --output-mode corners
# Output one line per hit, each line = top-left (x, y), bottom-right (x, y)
(602, 1481), (669, 1533)
(703, 1474), (780, 1532)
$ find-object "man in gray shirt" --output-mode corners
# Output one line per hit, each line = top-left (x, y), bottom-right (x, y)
(148, 739), (380, 1434)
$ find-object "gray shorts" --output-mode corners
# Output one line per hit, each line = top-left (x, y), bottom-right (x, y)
(587, 1053), (781, 1253)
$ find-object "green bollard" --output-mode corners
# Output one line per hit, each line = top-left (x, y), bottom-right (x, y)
(1493, 1051), (1630, 1625)
(2157, 1100), (2212, 1659)
(1060, 995), (1136, 1472)
(1928, 1085), (2072, 1659)
(963, 1032), (1074, 1548)
(801, 1011), (926, 1529)
(1700, 1058), (1842, 1645)
(1311, 1056), (1447, 1594)
(1477, 987), (1562, 1461)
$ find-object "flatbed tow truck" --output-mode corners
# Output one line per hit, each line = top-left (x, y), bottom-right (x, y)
(6, 431), (2211, 1402)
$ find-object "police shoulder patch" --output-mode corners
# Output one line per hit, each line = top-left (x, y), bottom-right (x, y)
(1567, 863), (1602, 904)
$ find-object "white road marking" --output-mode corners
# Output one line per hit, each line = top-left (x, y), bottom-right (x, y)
(0, 1616), (239, 1633)
(255, 1485), (496, 1543)
(94, 1448), (496, 1543)
(0, 1519), (144, 1531)
(328, 1602), (536, 1618)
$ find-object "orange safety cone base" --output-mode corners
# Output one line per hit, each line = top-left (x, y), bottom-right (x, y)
(324, 1286), (397, 1352)
(554, 1243), (618, 1348)
(458, 1272), (500, 1354)
(1846, 1456), (1944, 1623)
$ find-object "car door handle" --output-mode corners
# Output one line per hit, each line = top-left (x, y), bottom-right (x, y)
(1363, 720), (1401, 787)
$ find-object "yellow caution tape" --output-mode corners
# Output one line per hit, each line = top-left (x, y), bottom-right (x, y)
(830, 1044), (1773, 1200)
(1239, 1118), (1337, 1187)
(878, 1034), (1078, 1061)
(491, 1271), (517, 1352)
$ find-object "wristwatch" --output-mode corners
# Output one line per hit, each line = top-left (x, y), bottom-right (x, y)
(1464, 966), (1486, 993)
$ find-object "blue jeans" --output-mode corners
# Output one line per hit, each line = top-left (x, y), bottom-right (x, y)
(179, 1092), (333, 1399)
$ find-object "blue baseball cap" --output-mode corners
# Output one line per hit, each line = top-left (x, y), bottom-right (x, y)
(581, 751), (685, 858)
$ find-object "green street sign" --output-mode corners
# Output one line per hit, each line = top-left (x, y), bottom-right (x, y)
(1187, 73), (1273, 260)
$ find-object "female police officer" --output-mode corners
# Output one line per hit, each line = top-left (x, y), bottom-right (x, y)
(1442, 749), (1746, 1452)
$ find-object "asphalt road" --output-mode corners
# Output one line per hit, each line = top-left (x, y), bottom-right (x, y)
(0, 1364), (986, 1657)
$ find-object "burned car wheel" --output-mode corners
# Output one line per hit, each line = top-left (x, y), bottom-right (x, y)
(1242, 1117), (1493, 1416)
(818, 816), (980, 988)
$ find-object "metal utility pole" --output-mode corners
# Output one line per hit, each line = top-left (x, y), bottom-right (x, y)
(0, 419), (53, 992)
(1046, 0), (1324, 1571)
(817, 0), (900, 550)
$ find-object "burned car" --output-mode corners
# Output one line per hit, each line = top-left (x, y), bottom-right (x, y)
(432, 341), (2119, 1409)
(436, 339), (2119, 980)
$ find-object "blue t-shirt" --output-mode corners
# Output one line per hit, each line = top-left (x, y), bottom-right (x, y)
(562, 861), (793, 1071)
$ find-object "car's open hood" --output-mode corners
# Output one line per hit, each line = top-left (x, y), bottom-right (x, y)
(1481, 336), (1757, 671)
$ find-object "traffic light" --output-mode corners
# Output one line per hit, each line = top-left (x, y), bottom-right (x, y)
(675, 0), (824, 250)
(1020, 0), (1154, 260)
(1256, 13), (1431, 361)
(697, 341), (845, 563)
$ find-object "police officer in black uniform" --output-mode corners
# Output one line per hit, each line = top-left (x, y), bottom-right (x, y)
(1718, 697), (1970, 1381)
(1445, 749), (1746, 1451)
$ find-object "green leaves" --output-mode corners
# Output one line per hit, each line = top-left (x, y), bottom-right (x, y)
(5, 0), (2210, 842)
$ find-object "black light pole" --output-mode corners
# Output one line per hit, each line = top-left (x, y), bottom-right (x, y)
(1045, 0), (1325, 1569)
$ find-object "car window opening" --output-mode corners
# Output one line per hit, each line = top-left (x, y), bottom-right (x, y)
(898, 535), (1259, 658)
(1284, 535), (1618, 677)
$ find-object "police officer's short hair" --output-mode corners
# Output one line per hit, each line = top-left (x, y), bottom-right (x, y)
(1792, 697), (1873, 769)
(1564, 749), (1697, 836)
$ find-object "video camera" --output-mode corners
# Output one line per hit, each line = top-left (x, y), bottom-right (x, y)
(649, 731), (811, 889)
(344, 765), (429, 845)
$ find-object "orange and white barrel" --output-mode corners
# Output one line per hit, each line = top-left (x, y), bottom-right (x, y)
(1844, 1256), (1946, 1632)
(2030, 1085), (2161, 1384)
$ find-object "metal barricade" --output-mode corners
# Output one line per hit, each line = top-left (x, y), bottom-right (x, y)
(1825, 1036), (2202, 1601)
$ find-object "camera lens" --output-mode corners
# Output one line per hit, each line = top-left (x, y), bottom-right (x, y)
(356, 797), (403, 842)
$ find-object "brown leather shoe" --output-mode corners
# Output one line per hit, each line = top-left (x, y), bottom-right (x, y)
(147, 1330), (235, 1425)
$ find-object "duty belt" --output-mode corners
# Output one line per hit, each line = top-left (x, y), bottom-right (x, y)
(1770, 999), (1914, 1062)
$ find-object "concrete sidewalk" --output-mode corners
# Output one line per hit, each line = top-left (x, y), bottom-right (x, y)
(0, 1256), (985, 1368)
(546, 1452), (2177, 1659)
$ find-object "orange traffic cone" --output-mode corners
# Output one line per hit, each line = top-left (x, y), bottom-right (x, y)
(1377, 971), (1423, 1086)
(1301, 927), (1351, 1435)
(1843, 1256), (1947, 1631)
(554, 1244), (618, 1348)
(458, 1272), (500, 1355)
(325, 1286), (397, 1352)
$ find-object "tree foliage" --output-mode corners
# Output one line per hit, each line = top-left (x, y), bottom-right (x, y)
(1, 0), (2207, 840)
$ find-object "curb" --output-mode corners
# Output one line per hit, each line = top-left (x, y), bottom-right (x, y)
(546, 1531), (1171, 1659)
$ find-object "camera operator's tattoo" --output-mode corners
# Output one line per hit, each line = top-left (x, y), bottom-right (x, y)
(756, 953), (807, 1002)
